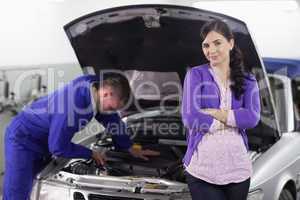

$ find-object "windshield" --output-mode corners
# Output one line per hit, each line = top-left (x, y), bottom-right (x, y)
(268, 76), (288, 132)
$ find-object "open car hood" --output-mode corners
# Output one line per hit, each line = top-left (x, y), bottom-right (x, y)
(64, 4), (262, 79)
(40, 4), (281, 181)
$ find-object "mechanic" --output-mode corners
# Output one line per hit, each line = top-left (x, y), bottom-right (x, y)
(3, 72), (160, 200)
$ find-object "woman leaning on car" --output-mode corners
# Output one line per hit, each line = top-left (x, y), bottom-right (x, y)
(181, 19), (261, 200)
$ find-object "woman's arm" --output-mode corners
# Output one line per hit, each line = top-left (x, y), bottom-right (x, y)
(202, 76), (261, 129)
(181, 69), (214, 133)
(232, 78), (261, 129)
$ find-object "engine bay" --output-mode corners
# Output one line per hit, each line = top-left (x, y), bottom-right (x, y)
(59, 112), (264, 187)
(62, 138), (186, 182)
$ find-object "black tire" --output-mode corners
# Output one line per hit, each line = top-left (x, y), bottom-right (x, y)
(279, 188), (294, 200)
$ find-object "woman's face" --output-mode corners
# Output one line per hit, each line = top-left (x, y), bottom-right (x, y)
(202, 31), (234, 67)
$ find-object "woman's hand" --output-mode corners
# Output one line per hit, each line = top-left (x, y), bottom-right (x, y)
(200, 108), (228, 124)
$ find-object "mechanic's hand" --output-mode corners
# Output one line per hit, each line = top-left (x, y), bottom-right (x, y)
(92, 151), (106, 166)
(129, 146), (160, 161)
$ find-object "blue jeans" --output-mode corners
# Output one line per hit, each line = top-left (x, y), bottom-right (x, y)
(185, 171), (250, 200)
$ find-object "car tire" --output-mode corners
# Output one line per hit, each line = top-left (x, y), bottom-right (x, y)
(279, 188), (294, 200)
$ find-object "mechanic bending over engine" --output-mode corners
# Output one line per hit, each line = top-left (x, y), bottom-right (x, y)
(3, 73), (160, 200)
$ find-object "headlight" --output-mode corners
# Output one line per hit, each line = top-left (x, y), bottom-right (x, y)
(247, 189), (264, 200)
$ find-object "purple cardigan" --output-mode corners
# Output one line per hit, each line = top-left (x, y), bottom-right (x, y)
(181, 64), (261, 166)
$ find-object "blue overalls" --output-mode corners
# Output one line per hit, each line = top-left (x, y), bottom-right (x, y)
(3, 75), (132, 200)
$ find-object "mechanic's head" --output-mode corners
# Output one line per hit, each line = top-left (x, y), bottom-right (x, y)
(94, 73), (131, 113)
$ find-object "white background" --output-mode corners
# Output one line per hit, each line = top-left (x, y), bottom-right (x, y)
(0, 0), (299, 67)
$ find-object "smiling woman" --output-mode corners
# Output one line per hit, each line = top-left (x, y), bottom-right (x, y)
(181, 19), (260, 200)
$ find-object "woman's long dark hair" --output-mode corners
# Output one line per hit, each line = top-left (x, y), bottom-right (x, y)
(200, 19), (246, 100)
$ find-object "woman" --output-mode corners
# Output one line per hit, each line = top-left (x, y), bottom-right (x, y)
(181, 19), (261, 200)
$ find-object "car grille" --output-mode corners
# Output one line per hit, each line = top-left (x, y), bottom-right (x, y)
(88, 194), (143, 200)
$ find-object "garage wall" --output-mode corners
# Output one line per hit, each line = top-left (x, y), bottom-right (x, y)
(0, 63), (82, 176)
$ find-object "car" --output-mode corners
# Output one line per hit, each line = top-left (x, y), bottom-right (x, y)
(262, 57), (300, 200)
(25, 4), (293, 200)
(263, 57), (300, 132)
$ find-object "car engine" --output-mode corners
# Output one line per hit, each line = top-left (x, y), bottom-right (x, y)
(62, 138), (186, 182)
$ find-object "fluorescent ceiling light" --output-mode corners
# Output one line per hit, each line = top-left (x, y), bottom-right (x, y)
(193, 0), (299, 12)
